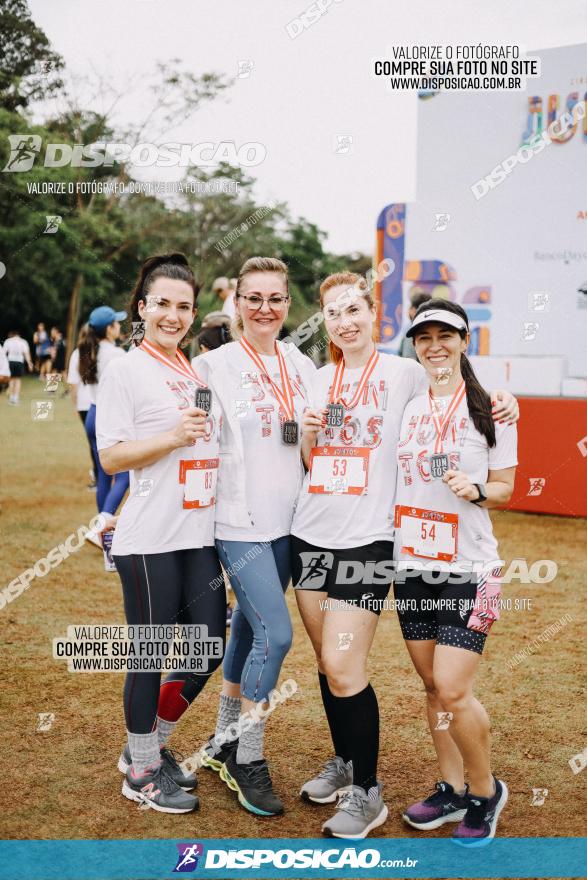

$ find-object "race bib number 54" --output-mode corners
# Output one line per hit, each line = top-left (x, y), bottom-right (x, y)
(308, 447), (370, 495)
(179, 458), (219, 509)
(395, 505), (458, 561)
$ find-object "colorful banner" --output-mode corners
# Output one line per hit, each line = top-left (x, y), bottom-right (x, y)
(1, 838), (585, 879)
(375, 203), (406, 348)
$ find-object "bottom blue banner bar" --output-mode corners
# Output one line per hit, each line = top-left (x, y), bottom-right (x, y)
(0, 837), (585, 879)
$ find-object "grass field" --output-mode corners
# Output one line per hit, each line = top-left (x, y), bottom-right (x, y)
(1, 377), (585, 851)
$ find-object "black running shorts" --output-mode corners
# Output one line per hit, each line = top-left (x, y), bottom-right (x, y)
(290, 535), (394, 616)
(393, 569), (501, 655)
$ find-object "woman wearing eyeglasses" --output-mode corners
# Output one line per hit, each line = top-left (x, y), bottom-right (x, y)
(192, 256), (315, 817)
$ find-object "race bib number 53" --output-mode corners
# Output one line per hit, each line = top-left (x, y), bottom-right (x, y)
(308, 447), (370, 495)
(179, 458), (219, 509)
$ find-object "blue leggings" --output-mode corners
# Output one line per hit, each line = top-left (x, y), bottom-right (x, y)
(216, 536), (292, 703)
(85, 404), (130, 515)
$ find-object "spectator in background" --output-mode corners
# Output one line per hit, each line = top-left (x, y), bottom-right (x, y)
(197, 311), (232, 353)
(34, 322), (52, 379)
(67, 323), (99, 490)
(50, 326), (67, 388)
(0, 343), (10, 392)
(3, 330), (33, 405)
(399, 291), (433, 359)
(213, 276), (236, 320)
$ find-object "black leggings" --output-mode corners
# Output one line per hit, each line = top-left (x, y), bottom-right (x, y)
(114, 548), (226, 734)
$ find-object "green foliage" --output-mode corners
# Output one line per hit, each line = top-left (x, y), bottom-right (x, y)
(0, 0), (64, 111)
(0, 4), (370, 349)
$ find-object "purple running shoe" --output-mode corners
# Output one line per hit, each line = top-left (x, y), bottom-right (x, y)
(403, 781), (469, 830)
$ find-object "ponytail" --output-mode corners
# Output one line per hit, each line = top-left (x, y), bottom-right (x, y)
(127, 252), (200, 344)
(78, 324), (105, 385)
(461, 353), (496, 448)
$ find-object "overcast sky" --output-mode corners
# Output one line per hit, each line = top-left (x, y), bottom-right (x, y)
(28, 0), (587, 255)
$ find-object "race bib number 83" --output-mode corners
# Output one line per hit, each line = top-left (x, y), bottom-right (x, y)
(179, 458), (219, 509)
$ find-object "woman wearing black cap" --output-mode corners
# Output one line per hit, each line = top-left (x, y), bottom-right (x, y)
(394, 299), (517, 845)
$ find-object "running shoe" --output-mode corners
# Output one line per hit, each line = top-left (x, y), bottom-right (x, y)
(322, 783), (388, 839)
(118, 744), (197, 790)
(226, 605), (233, 627)
(402, 781), (469, 829)
(452, 778), (508, 846)
(200, 733), (238, 773)
(220, 750), (283, 816)
(122, 763), (199, 813)
(300, 756), (353, 804)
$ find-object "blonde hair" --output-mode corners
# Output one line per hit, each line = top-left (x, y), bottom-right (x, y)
(231, 256), (289, 338)
(319, 272), (374, 364)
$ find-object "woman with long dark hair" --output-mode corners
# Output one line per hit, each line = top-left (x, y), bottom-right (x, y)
(97, 253), (226, 814)
(394, 298), (517, 844)
(79, 305), (129, 529)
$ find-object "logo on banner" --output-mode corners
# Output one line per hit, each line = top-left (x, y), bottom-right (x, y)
(173, 843), (204, 873)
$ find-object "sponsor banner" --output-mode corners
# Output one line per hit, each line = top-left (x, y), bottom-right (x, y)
(0, 837), (585, 878)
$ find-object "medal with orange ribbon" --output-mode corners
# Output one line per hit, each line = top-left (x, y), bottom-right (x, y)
(326, 349), (379, 427)
(427, 381), (466, 478)
(239, 337), (298, 444)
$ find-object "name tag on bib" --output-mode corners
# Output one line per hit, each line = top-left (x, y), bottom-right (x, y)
(308, 447), (370, 496)
(179, 458), (219, 509)
(395, 505), (458, 561)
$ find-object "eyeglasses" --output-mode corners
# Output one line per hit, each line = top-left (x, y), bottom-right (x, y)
(237, 293), (290, 311)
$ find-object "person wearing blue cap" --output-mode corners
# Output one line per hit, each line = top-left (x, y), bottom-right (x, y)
(79, 305), (129, 534)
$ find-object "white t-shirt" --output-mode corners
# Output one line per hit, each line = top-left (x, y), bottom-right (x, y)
(67, 349), (92, 412)
(211, 342), (311, 542)
(3, 336), (30, 363)
(0, 345), (10, 377)
(88, 340), (125, 405)
(96, 347), (221, 555)
(291, 353), (427, 549)
(394, 390), (518, 570)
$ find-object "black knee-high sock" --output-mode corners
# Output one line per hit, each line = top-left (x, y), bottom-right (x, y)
(328, 683), (379, 792)
(318, 672), (351, 762)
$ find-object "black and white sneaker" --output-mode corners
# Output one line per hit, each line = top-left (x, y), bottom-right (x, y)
(118, 744), (197, 790)
(200, 733), (238, 773)
(122, 763), (199, 813)
(220, 751), (283, 816)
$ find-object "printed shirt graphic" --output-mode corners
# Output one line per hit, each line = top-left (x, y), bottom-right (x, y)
(292, 354), (426, 549)
(96, 346), (221, 554)
(215, 344), (309, 542)
(394, 391), (518, 570)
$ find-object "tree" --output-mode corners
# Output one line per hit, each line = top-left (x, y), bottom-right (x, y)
(0, 0), (64, 111)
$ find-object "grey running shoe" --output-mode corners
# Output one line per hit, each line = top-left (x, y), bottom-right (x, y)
(322, 783), (388, 839)
(300, 757), (353, 804)
(122, 763), (199, 813)
(118, 744), (197, 790)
